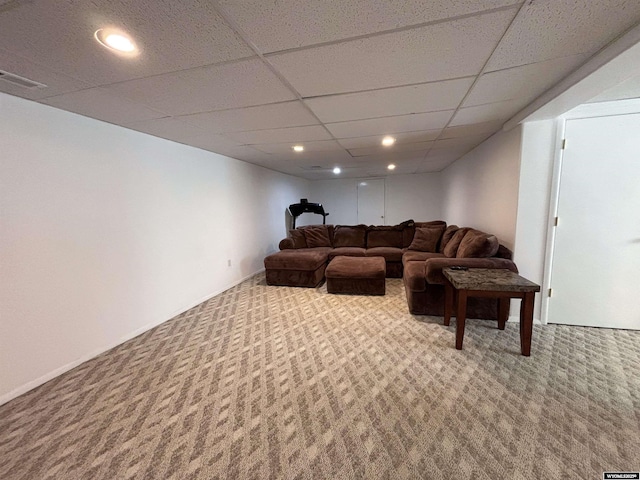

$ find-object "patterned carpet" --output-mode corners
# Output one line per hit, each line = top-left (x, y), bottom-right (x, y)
(1, 273), (639, 479)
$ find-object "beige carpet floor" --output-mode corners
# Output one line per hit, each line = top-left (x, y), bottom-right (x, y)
(1, 273), (639, 479)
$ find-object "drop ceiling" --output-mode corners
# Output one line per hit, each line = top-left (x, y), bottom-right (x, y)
(1, 0), (639, 179)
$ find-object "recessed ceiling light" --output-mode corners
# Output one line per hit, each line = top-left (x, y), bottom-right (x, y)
(387, 164), (396, 170)
(382, 136), (396, 147)
(292, 145), (304, 152)
(94, 28), (139, 56)
(333, 167), (341, 174)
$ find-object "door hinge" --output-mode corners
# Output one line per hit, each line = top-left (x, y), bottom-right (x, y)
(561, 138), (567, 150)
(548, 288), (553, 297)
(554, 216), (559, 226)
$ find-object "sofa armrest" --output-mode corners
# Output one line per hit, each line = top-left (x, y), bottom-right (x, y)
(279, 238), (295, 250)
(424, 257), (518, 285)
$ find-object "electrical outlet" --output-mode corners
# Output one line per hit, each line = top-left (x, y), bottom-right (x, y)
(227, 259), (231, 267)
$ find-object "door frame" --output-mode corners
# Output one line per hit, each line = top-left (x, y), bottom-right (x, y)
(540, 98), (640, 324)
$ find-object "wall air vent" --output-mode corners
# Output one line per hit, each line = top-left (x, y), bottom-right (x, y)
(0, 70), (47, 89)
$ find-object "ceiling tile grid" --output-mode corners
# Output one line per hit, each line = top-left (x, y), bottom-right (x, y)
(0, 0), (639, 179)
(41, 87), (166, 125)
(486, 0), (640, 71)
(326, 111), (455, 139)
(216, 0), (522, 53)
(180, 101), (319, 134)
(266, 9), (518, 97)
(304, 77), (475, 123)
(103, 59), (296, 116)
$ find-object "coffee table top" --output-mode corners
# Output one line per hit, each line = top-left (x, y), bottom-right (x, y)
(443, 268), (540, 293)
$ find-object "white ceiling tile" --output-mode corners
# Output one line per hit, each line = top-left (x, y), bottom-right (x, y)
(124, 118), (249, 151)
(219, 0), (520, 53)
(105, 59), (296, 116)
(440, 121), (503, 139)
(415, 158), (457, 172)
(267, 9), (516, 96)
(252, 140), (344, 154)
(326, 111), (453, 138)
(337, 130), (441, 149)
(202, 145), (269, 161)
(432, 134), (492, 150)
(449, 98), (527, 126)
(0, 49), (91, 100)
(180, 101), (318, 133)
(0, 0), (254, 86)
(589, 74), (640, 103)
(487, 0), (640, 71)
(41, 87), (165, 125)
(348, 141), (434, 157)
(224, 125), (332, 144)
(304, 77), (474, 123)
(430, 140), (485, 156)
(465, 54), (588, 107)
(125, 116), (207, 138)
(348, 150), (429, 165)
(268, 150), (354, 164)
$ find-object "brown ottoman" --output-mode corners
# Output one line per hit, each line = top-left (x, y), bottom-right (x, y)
(264, 248), (330, 287)
(326, 256), (386, 295)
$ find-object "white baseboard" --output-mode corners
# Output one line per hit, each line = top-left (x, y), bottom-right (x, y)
(0, 268), (265, 407)
(507, 315), (543, 325)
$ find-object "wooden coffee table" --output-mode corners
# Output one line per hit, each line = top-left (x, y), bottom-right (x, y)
(442, 268), (540, 356)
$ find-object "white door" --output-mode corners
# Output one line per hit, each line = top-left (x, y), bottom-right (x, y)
(548, 113), (640, 329)
(357, 179), (385, 225)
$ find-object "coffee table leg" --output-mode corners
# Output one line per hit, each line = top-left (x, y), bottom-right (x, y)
(520, 292), (535, 356)
(444, 279), (453, 327)
(455, 290), (467, 350)
(498, 297), (509, 330)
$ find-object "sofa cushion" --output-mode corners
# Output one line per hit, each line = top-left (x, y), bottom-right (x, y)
(365, 247), (404, 262)
(279, 238), (294, 250)
(438, 225), (459, 253)
(333, 225), (366, 248)
(443, 227), (470, 258)
(456, 229), (499, 258)
(402, 251), (445, 265)
(329, 247), (367, 259)
(303, 225), (333, 248)
(366, 226), (403, 248)
(414, 220), (446, 228)
(408, 226), (445, 252)
(403, 261), (427, 292)
(289, 229), (308, 249)
(264, 248), (331, 270)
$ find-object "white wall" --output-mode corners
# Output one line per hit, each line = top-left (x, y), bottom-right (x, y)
(513, 120), (557, 321)
(441, 127), (523, 249)
(308, 173), (443, 226)
(0, 93), (309, 404)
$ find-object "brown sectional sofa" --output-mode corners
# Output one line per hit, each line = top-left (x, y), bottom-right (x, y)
(264, 220), (517, 319)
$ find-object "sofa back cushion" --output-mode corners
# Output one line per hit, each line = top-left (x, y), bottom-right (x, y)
(456, 229), (499, 258)
(396, 219), (415, 247)
(333, 225), (367, 248)
(289, 229), (308, 249)
(366, 225), (403, 248)
(438, 225), (459, 253)
(414, 220), (446, 228)
(302, 225), (333, 248)
(443, 227), (471, 257)
(407, 225), (446, 252)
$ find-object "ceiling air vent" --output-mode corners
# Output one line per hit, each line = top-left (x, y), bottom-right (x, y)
(0, 70), (47, 89)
